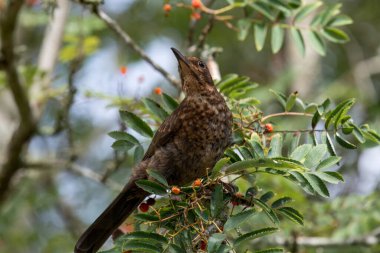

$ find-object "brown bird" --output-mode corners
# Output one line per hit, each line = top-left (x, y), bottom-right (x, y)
(74, 48), (233, 253)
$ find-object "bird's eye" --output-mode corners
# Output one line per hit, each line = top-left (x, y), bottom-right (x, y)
(198, 61), (206, 68)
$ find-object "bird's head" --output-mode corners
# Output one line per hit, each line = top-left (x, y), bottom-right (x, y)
(171, 48), (215, 95)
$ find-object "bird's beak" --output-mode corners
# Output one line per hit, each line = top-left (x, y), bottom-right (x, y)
(171, 47), (190, 69)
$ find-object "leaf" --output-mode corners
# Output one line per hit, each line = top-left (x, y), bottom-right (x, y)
(287, 171), (315, 195)
(321, 27), (350, 43)
(161, 93), (179, 112)
(289, 132), (301, 155)
(254, 23), (268, 51)
(313, 171), (344, 184)
(135, 179), (167, 195)
(324, 98), (355, 130)
(169, 244), (184, 253)
(216, 74), (239, 90)
(250, 2), (275, 21)
(143, 98), (169, 121)
(293, 1), (322, 23)
(327, 14), (353, 27)
(351, 123), (365, 143)
(268, 134), (283, 157)
(304, 144), (327, 168)
(237, 19), (252, 41)
(134, 145), (144, 163)
(322, 132), (338, 157)
(285, 91), (298, 112)
(120, 110), (154, 138)
(260, 191), (275, 202)
(225, 148), (241, 162)
(211, 184), (224, 217)
(335, 132), (356, 149)
(108, 131), (139, 144)
(311, 111), (321, 129)
(303, 173), (330, 197)
(269, 89), (287, 108)
(271, 197), (293, 209)
(315, 156), (341, 170)
(147, 169), (168, 187)
(123, 231), (168, 244)
(249, 140), (265, 158)
(234, 227), (279, 245)
(255, 248), (284, 253)
(122, 241), (161, 253)
(308, 31), (326, 56)
(277, 207), (303, 225)
(290, 144), (312, 162)
(271, 25), (285, 53)
(134, 213), (160, 222)
(211, 157), (230, 179)
(290, 28), (305, 56)
(252, 198), (280, 224)
(111, 140), (136, 152)
(207, 233), (226, 253)
(224, 209), (256, 231)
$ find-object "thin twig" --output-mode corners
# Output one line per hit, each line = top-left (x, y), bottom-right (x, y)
(261, 112), (313, 122)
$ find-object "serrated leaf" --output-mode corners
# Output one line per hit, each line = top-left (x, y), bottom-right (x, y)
(327, 14), (353, 27)
(294, 1), (322, 23)
(268, 134), (283, 157)
(303, 173), (330, 197)
(216, 74), (239, 90)
(211, 157), (230, 179)
(290, 28), (305, 56)
(224, 209), (256, 231)
(225, 148), (241, 162)
(322, 132), (338, 157)
(278, 207), (303, 225)
(147, 169), (168, 187)
(271, 197), (293, 209)
(313, 171), (344, 184)
(211, 185), (224, 217)
(207, 233), (226, 253)
(122, 241), (161, 253)
(135, 179), (167, 195)
(271, 25), (285, 53)
(252, 198), (280, 224)
(250, 2), (275, 21)
(108, 131), (140, 144)
(304, 144), (327, 168)
(325, 98), (355, 130)
(111, 140), (135, 152)
(309, 31), (326, 56)
(254, 23), (268, 51)
(161, 93), (179, 112)
(234, 227), (279, 245)
(287, 171), (315, 195)
(249, 140), (265, 158)
(290, 144), (312, 161)
(237, 19), (252, 41)
(321, 27), (349, 43)
(335, 132), (356, 149)
(123, 231), (168, 244)
(260, 191), (275, 202)
(143, 98), (169, 121)
(351, 123), (365, 143)
(315, 156), (341, 170)
(120, 110), (154, 138)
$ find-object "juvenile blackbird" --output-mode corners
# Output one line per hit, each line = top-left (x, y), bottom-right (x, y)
(74, 48), (233, 253)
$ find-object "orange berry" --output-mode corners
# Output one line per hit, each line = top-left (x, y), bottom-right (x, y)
(193, 178), (202, 187)
(139, 203), (149, 212)
(264, 123), (274, 133)
(192, 0), (202, 9)
(191, 12), (201, 21)
(163, 3), (172, 12)
(171, 186), (181, 194)
(154, 87), (163, 95)
(120, 66), (127, 75)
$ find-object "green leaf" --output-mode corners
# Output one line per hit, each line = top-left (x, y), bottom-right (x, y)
(134, 213), (159, 222)
(252, 198), (280, 224)
(134, 145), (144, 163)
(287, 171), (315, 195)
(108, 131), (139, 144)
(169, 244), (184, 253)
(290, 144), (312, 162)
(216, 74), (239, 90)
(303, 173), (330, 197)
(254, 23), (268, 51)
(290, 28), (305, 56)
(322, 132), (338, 157)
(111, 140), (135, 152)
(294, 1), (322, 23)
(147, 169), (168, 187)
(268, 134), (283, 157)
(211, 185), (224, 217)
(120, 110), (154, 138)
(277, 207), (303, 225)
(335, 132), (356, 149)
(234, 227), (279, 245)
(260, 191), (275, 202)
(285, 91), (298, 112)
(143, 98), (169, 121)
(249, 140), (265, 158)
(255, 248), (284, 253)
(237, 19), (252, 41)
(308, 31), (326, 56)
(225, 148), (241, 162)
(271, 25), (285, 53)
(313, 171), (344, 184)
(351, 123), (365, 143)
(123, 231), (168, 244)
(161, 93), (179, 112)
(311, 111), (321, 129)
(327, 14), (353, 27)
(304, 144), (327, 168)
(315, 156), (341, 171)
(250, 2), (275, 21)
(321, 27), (349, 43)
(207, 233), (226, 253)
(269, 89), (287, 108)
(224, 209), (256, 231)
(324, 98), (355, 130)
(211, 157), (230, 179)
(271, 197), (293, 208)
(135, 179), (167, 195)
(289, 132), (301, 155)
(122, 241), (161, 253)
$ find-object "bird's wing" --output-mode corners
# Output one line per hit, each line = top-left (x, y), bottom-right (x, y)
(142, 101), (185, 161)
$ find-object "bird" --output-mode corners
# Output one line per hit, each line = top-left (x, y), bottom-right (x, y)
(74, 48), (233, 253)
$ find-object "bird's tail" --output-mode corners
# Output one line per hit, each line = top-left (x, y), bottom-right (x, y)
(74, 181), (148, 253)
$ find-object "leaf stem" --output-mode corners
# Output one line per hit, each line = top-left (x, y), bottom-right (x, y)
(262, 112), (313, 122)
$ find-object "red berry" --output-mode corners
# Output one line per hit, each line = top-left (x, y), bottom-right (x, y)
(154, 87), (163, 95)
(120, 66), (127, 75)
(139, 203), (149, 212)
(192, 0), (202, 9)
(200, 240), (207, 250)
(146, 198), (156, 206)
(264, 123), (274, 133)
(163, 3), (172, 12)
(191, 12), (201, 21)
(231, 201), (239, 206)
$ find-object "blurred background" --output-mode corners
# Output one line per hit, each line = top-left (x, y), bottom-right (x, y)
(0, 0), (379, 252)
